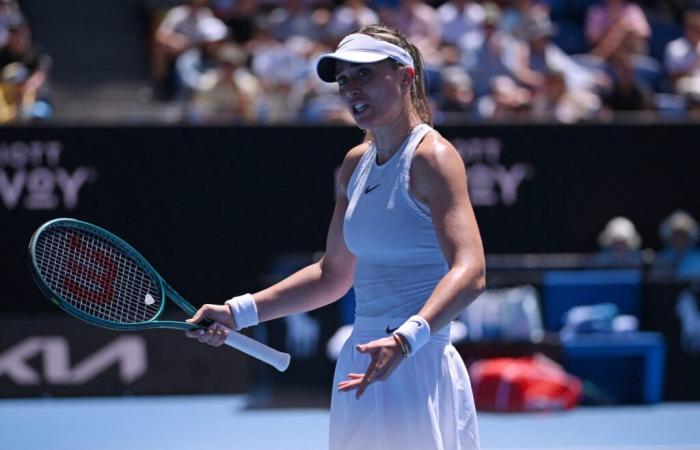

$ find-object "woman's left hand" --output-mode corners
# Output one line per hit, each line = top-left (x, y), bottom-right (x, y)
(337, 335), (406, 399)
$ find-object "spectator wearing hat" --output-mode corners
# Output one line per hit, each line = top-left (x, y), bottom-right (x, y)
(521, 16), (607, 94)
(432, 65), (475, 122)
(593, 216), (645, 267)
(653, 210), (700, 279)
(174, 16), (230, 102)
(462, 3), (525, 97)
(152, 0), (217, 100)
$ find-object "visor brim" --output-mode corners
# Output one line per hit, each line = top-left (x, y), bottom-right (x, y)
(316, 51), (390, 82)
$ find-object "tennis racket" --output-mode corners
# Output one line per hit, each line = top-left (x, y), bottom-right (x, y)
(28, 218), (290, 372)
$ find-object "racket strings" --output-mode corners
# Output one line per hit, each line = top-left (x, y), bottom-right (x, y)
(34, 227), (163, 324)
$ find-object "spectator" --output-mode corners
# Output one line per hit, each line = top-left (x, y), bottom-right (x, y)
(684, 86), (700, 116)
(462, 3), (523, 97)
(388, 0), (444, 68)
(250, 31), (321, 122)
(437, 0), (484, 47)
(593, 216), (645, 267)
(432, 65), (475, 122)
(327, 0), (379, 42)
(152, 0), (217, 100)
(522, 16), (608, 93)
(210, 0), (258, 43)
(676, 279), (700, 354)
(652, 210), (700, 279)
(0, 0), (21, 48)
(475, 74), (532, 119)
(664, 6), (700, 94)
(530, 70), (602, 123)
(0, 16), (51, 121)
(266, 0), (329, 42)
(297, 86), (356, 123)
(510, 15), (551, 91)
(585, 0), (652, 61)
(499, 0), (550, 41)
(601, 52), (654, 114)
(175, 16), (230, 101)
(0, 62), (50, 123)
(186, 43), (262, 123)
(289, 66), (355, 124)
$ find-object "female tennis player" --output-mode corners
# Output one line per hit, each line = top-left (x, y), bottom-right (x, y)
(186, 24), (485, 450)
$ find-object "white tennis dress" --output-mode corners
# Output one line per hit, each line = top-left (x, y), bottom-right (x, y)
(330, 124), (480, 450)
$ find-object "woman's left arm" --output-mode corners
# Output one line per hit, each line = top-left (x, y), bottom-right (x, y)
(411, 133), (486, 331)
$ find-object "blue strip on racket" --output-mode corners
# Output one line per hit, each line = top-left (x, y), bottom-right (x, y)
(28, 218), (290, 372)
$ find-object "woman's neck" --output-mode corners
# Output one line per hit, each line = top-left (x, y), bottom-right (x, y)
(372, 113), (422, 164)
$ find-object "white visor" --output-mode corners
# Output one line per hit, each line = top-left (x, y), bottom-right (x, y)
(316, 33), (415, 83)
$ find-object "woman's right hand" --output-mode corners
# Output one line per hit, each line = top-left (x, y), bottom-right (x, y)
(184, 304), (237, 346)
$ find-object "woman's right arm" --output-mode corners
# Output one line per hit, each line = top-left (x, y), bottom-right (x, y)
(250, 142), (363, 321)
(185, 144), (366, 342)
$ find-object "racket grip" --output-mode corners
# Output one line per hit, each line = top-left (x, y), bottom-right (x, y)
(224, 330), (291, 372)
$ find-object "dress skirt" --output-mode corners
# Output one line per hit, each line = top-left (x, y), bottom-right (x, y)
(329, 316), (480, 450)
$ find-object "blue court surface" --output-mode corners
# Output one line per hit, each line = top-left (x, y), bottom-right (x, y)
(1, 396), (699, 450)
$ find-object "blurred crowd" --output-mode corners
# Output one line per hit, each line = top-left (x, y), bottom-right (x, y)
(4, 0), (700, 124)
(147, 0), (700, 124)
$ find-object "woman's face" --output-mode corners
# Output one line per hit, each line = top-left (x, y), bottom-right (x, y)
(335, 59), (406, 129)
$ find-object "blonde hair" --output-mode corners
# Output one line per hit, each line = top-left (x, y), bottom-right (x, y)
(357, 24), (432, 140)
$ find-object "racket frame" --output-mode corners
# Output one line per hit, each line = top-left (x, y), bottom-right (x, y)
(29, 218), (210, 332)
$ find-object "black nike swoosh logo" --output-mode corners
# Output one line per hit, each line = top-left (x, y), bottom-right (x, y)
(364, 183), (380, 194)
(409, 320), (423, 327)
(385, 325), (398, 334)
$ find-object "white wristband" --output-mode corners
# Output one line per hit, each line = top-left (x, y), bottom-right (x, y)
(225, 293), (259, 330)
(395, 315), (431, 356)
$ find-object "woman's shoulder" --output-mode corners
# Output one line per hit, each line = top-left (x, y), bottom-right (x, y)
(410, 130), (466, 196)
(410, 131), (467, 204)
(337, 141), (373, 191)
(342, 141), (372, 170)
(345, 141), (372, 161)
(413, 130), (463, 173)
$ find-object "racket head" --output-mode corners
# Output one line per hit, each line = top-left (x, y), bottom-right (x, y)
(28, 218), (168, 330)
